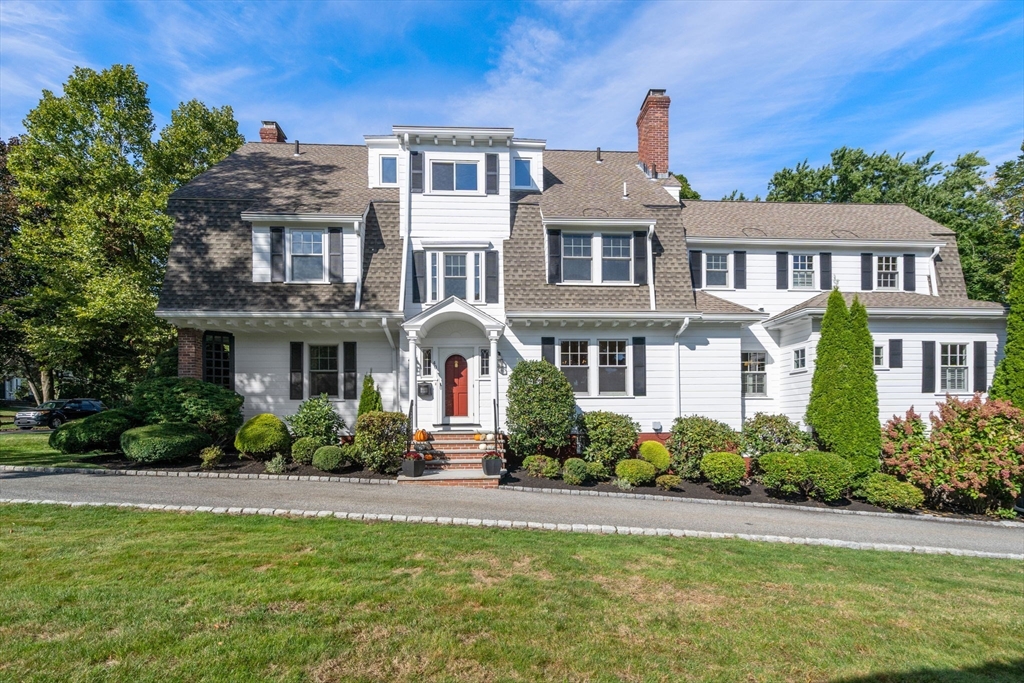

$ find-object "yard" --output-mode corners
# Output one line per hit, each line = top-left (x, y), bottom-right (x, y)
(0, 432), (104, 468)
(0, 505), (1020, 682)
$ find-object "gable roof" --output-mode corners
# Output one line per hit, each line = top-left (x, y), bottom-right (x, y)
(765, 290), (1004, 328)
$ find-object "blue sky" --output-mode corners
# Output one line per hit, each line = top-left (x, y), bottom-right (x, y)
(1, 0), (1021, 199)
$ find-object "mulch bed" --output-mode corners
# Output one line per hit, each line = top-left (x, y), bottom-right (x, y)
(80, 453), (393, 480)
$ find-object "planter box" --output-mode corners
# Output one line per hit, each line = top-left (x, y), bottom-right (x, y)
(482, 458), (502, 476)
(402, 459), (426, 478)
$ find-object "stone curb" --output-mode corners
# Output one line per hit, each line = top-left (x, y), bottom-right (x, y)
(0, 464), (395, 486)
(500, 485), (1024, 529)
(1, 498), (1020, 561)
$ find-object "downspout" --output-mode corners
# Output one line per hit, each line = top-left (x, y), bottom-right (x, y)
(381, 317), (399, 411)
(673, 317), (691, 418)
(355, 210), (367, 310)
(928, 245), (941, 296)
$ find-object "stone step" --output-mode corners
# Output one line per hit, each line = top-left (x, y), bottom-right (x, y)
(397, 468), (502, 488)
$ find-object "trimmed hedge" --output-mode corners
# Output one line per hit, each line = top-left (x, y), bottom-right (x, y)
(49, 408), (142, 454)
(700, 451), (746, 492)
(235, 413), (292, 459)
(506, 360), (578, 456)
(863, 473), (925, 511)
(667, 415), (739, 481)
(132, 377), (244, 442)
(759, 451), (807, 495)
(656, 474), (682, 491)
(120, 423), (212, 464)
(585, 460), (609, 481)
(581, 411), (639, 468)
(523, 454), (560, 479)
(638, 441), (671, 473)
(615, 459), (656, 487)
(291, 436), (325, 465)
(562, 457), (590, 486)
(354, 411), (408, 474)
(804, 451), (854, 502)
(312, 445), (346, 472)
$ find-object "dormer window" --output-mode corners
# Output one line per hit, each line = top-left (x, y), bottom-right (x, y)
(290, 230), (325, 282)
(792, 255), (815, 289)
(513, 159), (531, 188)
(563, 234), (593, 281)
(380, 156), (397, 185)
(877, 256), (899, 289)
(601, 235), (631, 282)
(432, 161), (477, 192)
(706, 254), (729, 287)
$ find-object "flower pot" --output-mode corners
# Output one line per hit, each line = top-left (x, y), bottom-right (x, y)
(482, 458), (502, 476)
(403, 459), (425, 477)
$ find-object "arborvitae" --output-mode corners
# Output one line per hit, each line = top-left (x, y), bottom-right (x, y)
(992, 244), (1024, 405)
(843, 297), (881, 460)
(806, 289), (852, 450)
(357, 373), (383, 416)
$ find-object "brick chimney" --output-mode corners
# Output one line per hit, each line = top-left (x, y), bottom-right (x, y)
(636, 89), (670, 178)
(259, 121), (287, 143)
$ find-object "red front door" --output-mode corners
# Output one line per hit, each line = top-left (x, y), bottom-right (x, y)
(445, 354), (469, 417)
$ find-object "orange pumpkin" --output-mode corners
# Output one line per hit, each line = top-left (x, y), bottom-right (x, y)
(424, 453), (433, 461)
(413, 429), (429, 442)
(474, 433), (483, 441)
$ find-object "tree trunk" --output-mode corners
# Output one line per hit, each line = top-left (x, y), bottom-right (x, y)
(39, 367), (53, 403)
(24, 378), (42, 405)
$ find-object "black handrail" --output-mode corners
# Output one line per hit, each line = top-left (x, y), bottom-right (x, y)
(406, 395), (414, 457)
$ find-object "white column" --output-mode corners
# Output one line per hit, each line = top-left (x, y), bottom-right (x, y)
(489, 333), (499, 431)
(408, 333), (418, 428)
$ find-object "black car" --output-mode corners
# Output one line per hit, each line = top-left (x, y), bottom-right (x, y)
(14, 399), (106, 430)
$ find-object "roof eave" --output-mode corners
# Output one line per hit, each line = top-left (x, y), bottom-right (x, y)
(764, 306), (1006, 330)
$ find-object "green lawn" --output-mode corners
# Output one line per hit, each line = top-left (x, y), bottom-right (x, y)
(0, 506), (1020, 682)
(0, 432), (105, 468)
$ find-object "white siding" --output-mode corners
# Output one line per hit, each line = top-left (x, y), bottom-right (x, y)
(343, 226), (359, 284)
(252, 227), (271, 282)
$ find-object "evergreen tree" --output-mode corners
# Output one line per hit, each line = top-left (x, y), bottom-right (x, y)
(673, 173), (701, 200)
(991, 243), (1024, 405)
(806, 289), (852, 450)
(357, 373), (383, 416)
(844, 297), (881, 461)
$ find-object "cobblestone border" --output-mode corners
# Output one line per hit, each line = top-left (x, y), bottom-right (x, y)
(500, 484), (1024, 529)
(0, 464), (395, 486)
(1, 497), (1019, 560)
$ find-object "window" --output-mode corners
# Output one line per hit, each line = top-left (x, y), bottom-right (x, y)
(792, 255), (814, 288)
(444, 254), (467, 299)
(877, 256), (899, 289)
(380, 156), (397, 184)
(706, 254), (729, 287)
(309, 345), (339, 397)
(480, 349), (490, 375)
(563, 234), (593, 282)
(432, 161), (477, 191)
(421, 349), (432, 377)
(291, 230), (324, 281)
(560, 340), (589, 393)
(940, 343), (968, 391)
(203, 332), (233, 389)
(514, 158), (531, 187)
(793, 348), (806, 371)
(598, 340), (627, 394)
(741, 352), (767, 396)
(430, 252), (438, 301)
(474, 253), (482, 301)
(602, 235), (631, 282)
(874, 345), (885, 368)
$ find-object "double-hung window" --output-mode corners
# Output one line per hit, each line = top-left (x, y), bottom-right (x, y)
(877, 256), (899, 289)
(560, 341), (589, 393)
(291, 230), (324, 282)
(940, 343), (968, 391)
(473, 253), (482, 301)
(706, 254), (729, 287)
(563, 234), (593, 282)
(480, 349), (490, 375)
(792, 255), (814, 289)
(514, 159), (531, 188)
(425, 251), (486, 303)
(598, 340), (627, 394)
(420, 349), (432, 377)
(793, 348), (806, 371)
(601, 235), (631, 282)
(309, 345), (339, 397)
(444, 254), (467, 299)
(380, 156), (397, 184)
(874, 345), (885, 368)
(741, 352), (766, 396)
(432, 161), (477, 192)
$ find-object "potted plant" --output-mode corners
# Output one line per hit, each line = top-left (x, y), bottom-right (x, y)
(402, 452), (426, 477)
(482, 452), (502, 476)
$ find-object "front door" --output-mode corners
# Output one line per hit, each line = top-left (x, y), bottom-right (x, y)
(444, 354), (469, 417)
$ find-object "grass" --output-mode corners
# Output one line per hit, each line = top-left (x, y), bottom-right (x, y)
(0, 432), (105, 468)
(0, 506), (1021, 682)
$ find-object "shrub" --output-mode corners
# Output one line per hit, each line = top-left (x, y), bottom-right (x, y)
(120, 423), (212, 464)
(700, 451), (746, 492)
(523, 454), (560, 479)
(200, 446), (224, 470)
(741, 413), (811, 463)
(638, 441), (671, 473)
(506, 360), (578, 456)
(265, 454), (287, 474)
(49, 408), (142, 454)
(991, 243), (1024, 406)
(340, 443), (360, 466)
(235, 413), (291, 459)
(312, 445), (346, 472)
(285, 394), (346, 444)
(883, 395), (1024, 515)
(615, 459), (657, 487)
(562, 457), (591, 486)
(803, 451), (854, 502)
(291, 436), (325, 465)
(585, 460), (610, 481)
(863, 473), (925, 511)
(354, 411), (408, 474)
(145, 347), (178, 379)
(357, 374), (383, 417)
(759, 451), (808, 495)
(613, 477), (635, 491)
(581, 411), (639, 468)
(667, 415), (739, 480)
(132, 377), (244, 443)
(656, 474), (682, 491)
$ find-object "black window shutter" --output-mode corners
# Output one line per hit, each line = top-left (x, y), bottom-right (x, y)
(633, 231), (648, 285)
(328, 228), (343, 283)
(410, 151), (423, 193)
(776, 251), (788, 290)
(411, 251), (426, 303)
(733, 251), (746, 289)
(485, 251), (499, 303)
(904, 254), (916, 291)
(632, 337), (646, 396)
(819, 252), (832, 290)
(922, 341), (935, 393)
(271, 227), (285, 283)
(289, 342), (303, 400)
(889, 339), (903, 369)
(485, 154), (498, 194)
(541, 337), (555, 365)
(861, 253), (873, 291)
(547, 230), (561, 284)
(688, 250), (702, 289)
(973, 341), (987, 392)
(343, 342), (357, 400)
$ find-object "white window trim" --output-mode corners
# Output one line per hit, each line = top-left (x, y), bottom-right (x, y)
(791, 347), (807, 374)
(426, 156), (484, 196)
(875, 255), (902, 291)
(556, 337), (636, 397)
(379, 155), (398, 186)
(558, 232), (636, 286)
(287, 228), (329, 284)
(704, 252), (731, 290)
(741, 351), (768, 397)
(939, 342), (970, 393)
(512, 158), (532, 189)
(873, 343), (888, 371)
(426, 249), (486, 304)
(790, 254), (816, 290)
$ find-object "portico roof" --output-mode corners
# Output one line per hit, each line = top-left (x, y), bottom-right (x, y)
(402, 297), (506, 338)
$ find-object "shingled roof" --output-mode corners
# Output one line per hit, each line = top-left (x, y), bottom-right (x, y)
(766, 291), (1004, 326)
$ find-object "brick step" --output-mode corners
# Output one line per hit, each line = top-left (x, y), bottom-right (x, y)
(397, 469), (502, 488)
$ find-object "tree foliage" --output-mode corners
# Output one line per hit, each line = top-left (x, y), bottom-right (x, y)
(673, 173), (701, 200)
(991, 243), (1024, 406)
(846, 298), (881, 460)
(357, 373), (383, 417)
(806, 290), (852, 451)
(505, 360), (578, 456)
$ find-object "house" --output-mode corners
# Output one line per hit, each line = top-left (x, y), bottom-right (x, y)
(157, 89), (1006, 483)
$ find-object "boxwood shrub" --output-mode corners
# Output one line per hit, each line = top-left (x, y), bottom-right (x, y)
(581, 411), (639, 468)
(803, 451), (854, 502)
(667, 415), (739, 481)
(312, 445), (346, 472)
(638, 441), (671, 473)
(120, 423), (213, 464)
(562, 457), (591, 486)
(656, 474), (682, 491)
(615, 459), (656, 487)
(759, 451), (808, 495)
(523, 454), (560, 479)
(863, 473), (925, 511)
(235, 413), (292, 459)
(585, 460), (610, 481)
(132, 377), (244, 442)
(700, 451), (746, 492)
(49, 408), (142, 454)
(291, 436), (325, 465)
(505, 360), (578, 456)
(354, 411), (408, 474)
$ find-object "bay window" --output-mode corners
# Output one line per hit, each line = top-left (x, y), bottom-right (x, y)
(444, 254), (467, 299)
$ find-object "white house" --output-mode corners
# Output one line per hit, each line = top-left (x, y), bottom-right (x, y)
(158, 90), (1006, 485)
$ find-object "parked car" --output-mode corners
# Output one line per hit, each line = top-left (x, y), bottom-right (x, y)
(14, 399), (106, 430)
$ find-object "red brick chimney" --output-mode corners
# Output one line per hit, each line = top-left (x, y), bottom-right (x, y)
(636, 89), (670, 178)
(259, 121), (287, 143)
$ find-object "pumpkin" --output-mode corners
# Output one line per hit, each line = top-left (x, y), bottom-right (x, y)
(474, 433), (483, 441)
(424, 454), (433, 461)
(413, 429), (429, 442)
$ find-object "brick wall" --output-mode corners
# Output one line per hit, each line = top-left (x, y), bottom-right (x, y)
(259, 121), (286, 143)
(636, 89), (670, 178)
(178, 327), (204, 379)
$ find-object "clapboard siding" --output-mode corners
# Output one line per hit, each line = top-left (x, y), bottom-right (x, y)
(251, 227), (271, 282)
